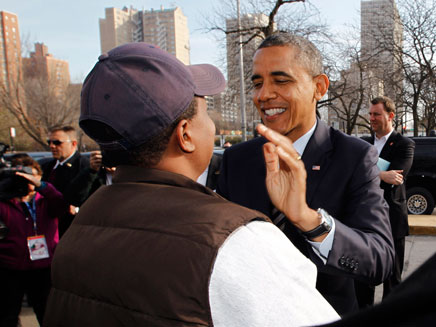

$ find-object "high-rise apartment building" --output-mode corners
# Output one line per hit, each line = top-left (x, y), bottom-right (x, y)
(361, 0), (403, 102)
(99, 7), (138, 55)
(23, 43), (70, 88)
(99, 6), (190, 65)
(0, 11), (21, 89)
(327, 0), (403, 134)
(225, 13), (272, 131)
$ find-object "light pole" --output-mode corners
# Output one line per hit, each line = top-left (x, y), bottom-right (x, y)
(237, 0), (247, 141)
(9, 127), (15, 152)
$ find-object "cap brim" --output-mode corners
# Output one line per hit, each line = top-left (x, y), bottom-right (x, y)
(187, 64), (226, 96)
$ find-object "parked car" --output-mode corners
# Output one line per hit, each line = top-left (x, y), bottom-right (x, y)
(3, 151), (90, 166)
(3, 151), (52, 164)
(406, 137), (436, 215)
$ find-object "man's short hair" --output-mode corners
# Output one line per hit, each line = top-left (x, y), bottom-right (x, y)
(371, 96), (396, 114)
(49, 126), (77, 141)
(87, 99), (197, 168)
(257, 32), (323, 77)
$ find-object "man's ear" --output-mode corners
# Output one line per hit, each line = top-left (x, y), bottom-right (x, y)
(175, 119), (195, 153)
(388, 111), (395, 120)
(71, 140), (78, 149)
(314, 74), (329, 101)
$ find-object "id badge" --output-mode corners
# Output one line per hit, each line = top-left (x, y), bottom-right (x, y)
(27, 235), (50, 261)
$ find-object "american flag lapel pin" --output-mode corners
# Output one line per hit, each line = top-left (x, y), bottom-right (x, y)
(389, 142), (394, 146)
(312, 165), (321, 171)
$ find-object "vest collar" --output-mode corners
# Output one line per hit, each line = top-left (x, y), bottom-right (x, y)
(113, 165), (217, 197)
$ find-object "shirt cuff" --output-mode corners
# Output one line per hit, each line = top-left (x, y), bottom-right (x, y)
(307, 219), (336, 264)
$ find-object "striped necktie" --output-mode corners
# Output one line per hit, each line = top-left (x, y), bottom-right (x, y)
(271, 207), (287, 231)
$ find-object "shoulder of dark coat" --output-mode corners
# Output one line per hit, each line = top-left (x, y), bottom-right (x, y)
(41, 158), (56, 171)
(329, 127), (373, 153)
(394, 133), (415, 146)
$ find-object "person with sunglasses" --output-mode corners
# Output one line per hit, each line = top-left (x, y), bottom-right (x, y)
(41, 126), (89, 237)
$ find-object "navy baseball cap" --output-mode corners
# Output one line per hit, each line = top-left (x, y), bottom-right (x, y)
(80, 43), (226, 150)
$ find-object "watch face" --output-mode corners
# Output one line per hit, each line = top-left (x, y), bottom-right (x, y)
(319, 209), (333, 230)
(325, 212), (333, 225)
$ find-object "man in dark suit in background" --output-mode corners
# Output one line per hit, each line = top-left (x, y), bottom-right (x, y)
(41, 126), (89, 237)
(357, 96), (415, 307)
(217, 32), (395, 315)
(64, 150), (116, 207)
(197, 152), (222, 190)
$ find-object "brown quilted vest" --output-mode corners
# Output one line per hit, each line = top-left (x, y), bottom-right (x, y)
(44, 167), (268, 326)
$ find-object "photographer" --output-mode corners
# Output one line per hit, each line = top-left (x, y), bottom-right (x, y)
(0, 156), (67, 327)
(65, 150), (116, 207)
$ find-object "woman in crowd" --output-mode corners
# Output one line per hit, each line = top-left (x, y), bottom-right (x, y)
(0, 155), (66, 326)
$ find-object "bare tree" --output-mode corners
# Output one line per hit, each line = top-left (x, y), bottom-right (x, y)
(203, 0), (329, 134)
(325, 0), (436, 136)
(363, 0), (436, 136)
(0, 69), (81, 149)
(418, 75), (436, 134)
(398, 0), (436, 136)
(206, 0), (327, 42)
(319, 30), (381, 136)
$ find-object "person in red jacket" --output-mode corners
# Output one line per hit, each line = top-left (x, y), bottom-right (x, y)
(0, 156), (66, 327)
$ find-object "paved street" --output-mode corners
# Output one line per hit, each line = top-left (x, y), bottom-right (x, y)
(374, 234), (436, 303)
(19, 224), (436, 326)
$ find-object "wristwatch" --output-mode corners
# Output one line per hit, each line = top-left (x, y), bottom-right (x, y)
(301, 208), (333, 239)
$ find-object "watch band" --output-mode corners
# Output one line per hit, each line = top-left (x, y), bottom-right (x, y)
(301, 208), (332, 239)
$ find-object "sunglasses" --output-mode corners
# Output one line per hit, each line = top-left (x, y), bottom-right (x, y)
(47, 139), (71, 146)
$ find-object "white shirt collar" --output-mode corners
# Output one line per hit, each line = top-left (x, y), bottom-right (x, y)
(293, 120), (317, 156)
(375, 129), (393, 142)
(374, 129), (394, 155)
(197, 166), (208, 187)
(53, 151), (76, 169)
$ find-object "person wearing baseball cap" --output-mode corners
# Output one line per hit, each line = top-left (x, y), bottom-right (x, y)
(44, 43), (338, 326)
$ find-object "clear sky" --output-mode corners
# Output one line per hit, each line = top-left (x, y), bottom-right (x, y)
(0, 0), (361, 82)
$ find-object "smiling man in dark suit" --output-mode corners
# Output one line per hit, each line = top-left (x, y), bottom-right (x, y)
(41, 126), (89, 236)
(217, 32), (395, 315)
(357, 96), (415, 307)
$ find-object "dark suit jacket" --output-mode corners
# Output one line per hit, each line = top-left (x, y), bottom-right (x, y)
(41, 151), (89, 236)
(205, 153), (222, 190)
(316, 252), (436, 326)
(217, 120), (394, 315)
(64, 167), (108, 207)
(361, 132), (415, 239)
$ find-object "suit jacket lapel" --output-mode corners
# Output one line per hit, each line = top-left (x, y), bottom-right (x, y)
(303, 120), (334, 206)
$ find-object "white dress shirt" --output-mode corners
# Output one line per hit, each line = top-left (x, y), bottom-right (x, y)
(374, 130), (394, 155)
(291, 121), (336, 264)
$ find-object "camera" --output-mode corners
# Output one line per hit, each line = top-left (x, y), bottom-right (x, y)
(0, 166), (34, 201)
(0, 142), (33, 201)
(0, 143), (34, 239)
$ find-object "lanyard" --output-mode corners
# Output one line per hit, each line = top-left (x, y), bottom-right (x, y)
(24, 198), (37, 234)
